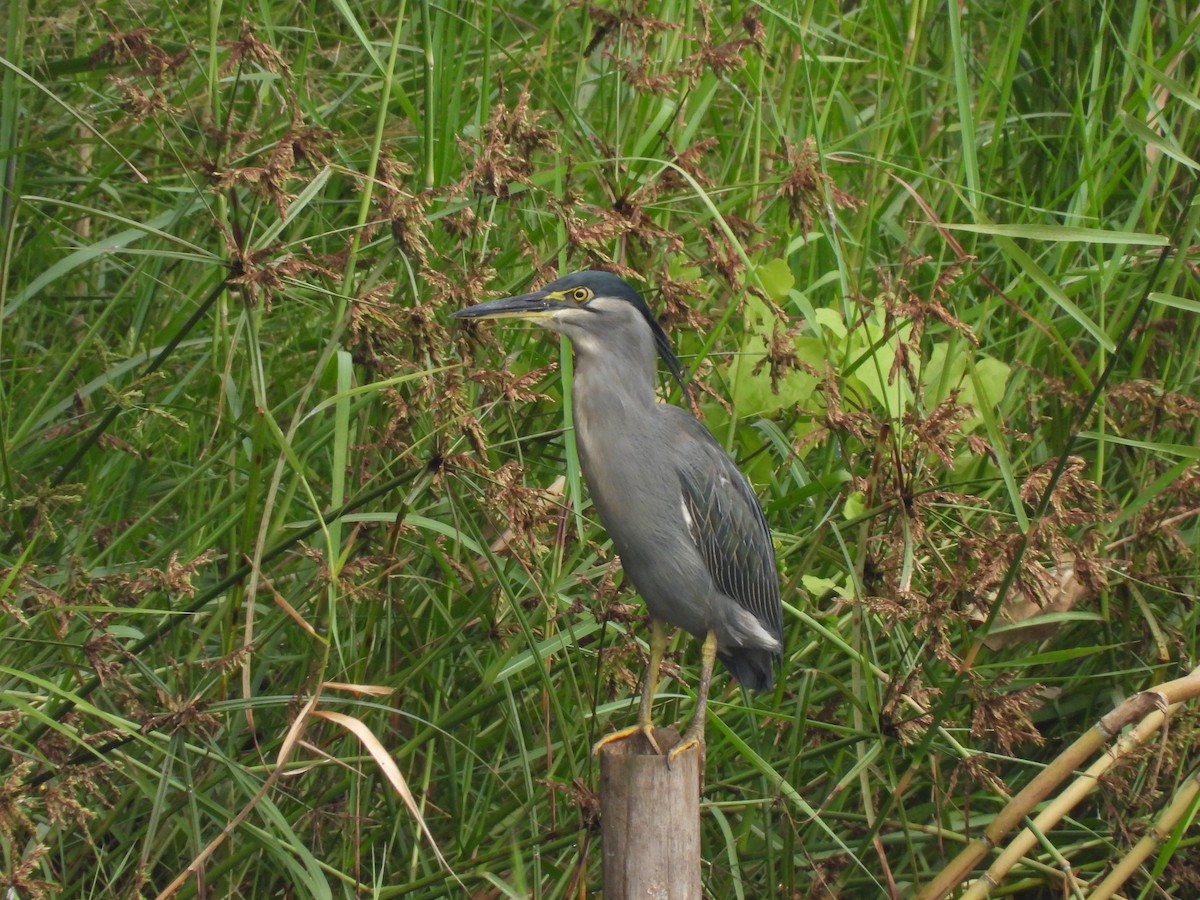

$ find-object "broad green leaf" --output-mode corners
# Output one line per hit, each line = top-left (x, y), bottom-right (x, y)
(802, 574), (841, 597)
(928, 346), (1010, 426)
(757, 257), (795, 303)
(848, 317), (913, 418)
(729, 333), (823, 418)
(815, 307), (847, 339)
(970, 355), (1011, 413)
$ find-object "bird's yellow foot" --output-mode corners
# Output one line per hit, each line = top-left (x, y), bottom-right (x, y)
(592, 722), (661, 756)
(667, 726), (704, 768)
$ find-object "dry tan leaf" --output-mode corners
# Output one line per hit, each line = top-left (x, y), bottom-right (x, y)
(312, 710), (462, 886)
(155, 693), (319, 899)
(321, 681), (395, 697)
(271, 585), (320, 637)
(971, 561), (1092, 650)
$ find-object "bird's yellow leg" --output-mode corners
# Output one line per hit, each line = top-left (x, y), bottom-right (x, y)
(668, 629), (717, 766)
(592, 618), (668, 756)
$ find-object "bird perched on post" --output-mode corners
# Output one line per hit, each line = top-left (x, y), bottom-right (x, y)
(452, 270), (782, 762)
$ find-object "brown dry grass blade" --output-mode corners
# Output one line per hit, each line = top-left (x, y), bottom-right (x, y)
(154, 692), (319, 900)
(311, 709), (464, 888)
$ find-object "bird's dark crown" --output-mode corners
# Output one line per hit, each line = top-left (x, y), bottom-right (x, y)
(541, 271), (690, 398)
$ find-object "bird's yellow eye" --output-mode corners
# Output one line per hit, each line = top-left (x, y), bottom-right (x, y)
(571, 288), (590, 303)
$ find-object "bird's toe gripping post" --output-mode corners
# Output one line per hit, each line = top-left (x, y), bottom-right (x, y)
(592, 722), (662, 757)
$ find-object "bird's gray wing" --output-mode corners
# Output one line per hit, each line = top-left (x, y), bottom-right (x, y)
(673, 412), (783, 643)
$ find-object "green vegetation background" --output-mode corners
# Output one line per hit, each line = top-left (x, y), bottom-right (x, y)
(1, 1), (1198, 897)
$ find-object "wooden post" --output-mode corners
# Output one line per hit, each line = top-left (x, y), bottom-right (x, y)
(599, 727), (701, 900)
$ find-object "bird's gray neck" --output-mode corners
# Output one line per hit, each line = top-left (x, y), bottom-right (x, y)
(569, 327), (660, 458)
(570, 329), (659, 413)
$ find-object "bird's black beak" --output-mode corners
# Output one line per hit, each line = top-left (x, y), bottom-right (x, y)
(451, 289), (572, 321)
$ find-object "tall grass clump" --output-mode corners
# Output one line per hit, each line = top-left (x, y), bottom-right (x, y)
(1, 1), (1197, 896)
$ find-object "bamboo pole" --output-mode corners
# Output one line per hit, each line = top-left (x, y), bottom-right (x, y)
(920, 668), (1200, 900)
(1087, 768), (1200, 900)
(599, 727), (701, 900)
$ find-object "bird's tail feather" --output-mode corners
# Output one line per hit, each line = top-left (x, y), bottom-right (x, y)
(719, 648), (777, 692)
